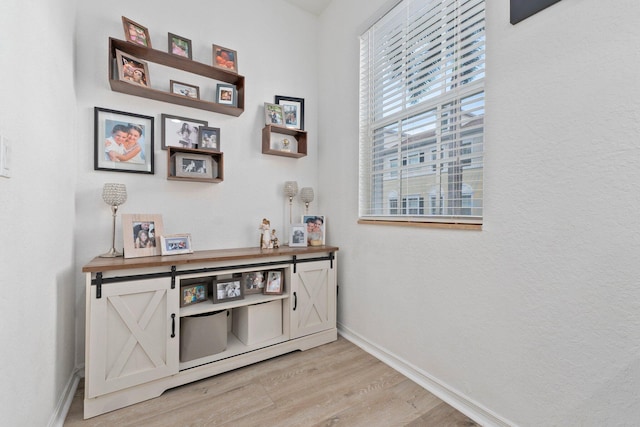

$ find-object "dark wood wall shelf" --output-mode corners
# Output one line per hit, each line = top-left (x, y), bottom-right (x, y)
(262, 125), (307, 158)
(167, 146), (224, 183)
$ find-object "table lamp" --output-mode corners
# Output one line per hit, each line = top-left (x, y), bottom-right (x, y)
(100, 183), (127, 257)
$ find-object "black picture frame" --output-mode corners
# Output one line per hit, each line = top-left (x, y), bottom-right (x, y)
(275, 95), (305, 130)
(94, 107), (154, 174)
(510, 0), (561, 24)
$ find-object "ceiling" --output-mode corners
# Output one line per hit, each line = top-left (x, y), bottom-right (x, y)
(284, 0), (332, 15)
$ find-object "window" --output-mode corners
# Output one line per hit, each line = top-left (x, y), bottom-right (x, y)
(359, 0), (485, 225)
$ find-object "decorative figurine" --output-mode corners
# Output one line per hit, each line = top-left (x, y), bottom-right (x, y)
(281, 138), (291, 152)
(271, 229), (280, 249)
(259, 218), (273, 249)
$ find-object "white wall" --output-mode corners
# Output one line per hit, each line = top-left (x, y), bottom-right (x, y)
(319, 0), (640, 425)
(0, 1), (78, 426)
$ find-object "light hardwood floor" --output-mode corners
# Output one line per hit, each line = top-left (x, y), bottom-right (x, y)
(64, 336), (480, 426)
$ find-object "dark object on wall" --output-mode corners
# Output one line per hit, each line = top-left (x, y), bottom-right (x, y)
(510, 0), (561, 24)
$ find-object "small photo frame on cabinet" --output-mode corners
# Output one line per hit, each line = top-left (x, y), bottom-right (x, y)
(275, 96), (305, 130)
(198, 126), (220, 151)
(216, 84), (237, 107)
(212, 44), (238, 73)
(264, 270), (284, 295)
(122, 214), (164, 258)
(115, 49), (150, 87)
(302, 215), (326, 246)
(180, 277), (210, 307)
(160, 234), (193, 256)
(213, 277), (244, 303)
(168, 32), (192, 59)
(242, 271), (266, 295)
(170, 80), (199, 99)
(289, 223), (307, 247)
(264, 103), (285, 126)
(122, 16), (151, 48)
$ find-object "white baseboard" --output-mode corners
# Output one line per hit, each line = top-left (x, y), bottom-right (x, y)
(337, 323), (515, 427)
(47, 365), (84, 427)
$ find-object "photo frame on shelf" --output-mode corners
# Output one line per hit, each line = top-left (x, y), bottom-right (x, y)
(174, 152), (216, 179)
(289, 223), (308, 247)
(168, 32), (192, 59)
(170, 80), (199, 99)
(302, 215), (326, 246)
(94, 107), (154, 174)
(213, 277), (244, 303)
(160, 233), (193, 256)
(161, 114), (208, 149)
(275, 96), (305, 130)
(115, 49), (150, 87)
(122, 16), (151, 48)
(216, 83), (237, 107)
(198, 126), (220, 151)
(242, 271), (266, 295)
(264, 270), (284, 295)
(180, 277), (210, 307)
(212, 44), (238, 73)
(264, 103), (285, 126)
(121, 214), (164, 259)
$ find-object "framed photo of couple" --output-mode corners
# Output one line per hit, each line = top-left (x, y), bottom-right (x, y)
(275, 96), (305, 130)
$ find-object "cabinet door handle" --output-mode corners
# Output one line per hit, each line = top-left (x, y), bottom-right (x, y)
(171, 313), (176, 338)
(293, 292), (297, 311)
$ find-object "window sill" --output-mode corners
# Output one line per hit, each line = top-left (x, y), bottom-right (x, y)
(357, 219), (482, 231)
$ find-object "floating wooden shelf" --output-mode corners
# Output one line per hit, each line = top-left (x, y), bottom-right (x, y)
(167, 146), (224, 183)
(262, 125), (307, 158)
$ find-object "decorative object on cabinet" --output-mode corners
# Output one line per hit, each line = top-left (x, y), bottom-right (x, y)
(160, 233), (193, 255)
(213, 277), (244, 303)
(168, 32), (192, 59)
(161, 113), (207, 149)
(216, 83), (237, 107)
(121, 213), (164, 258)
(99, 183), (127, 258)
(198, 126), (220, 151)
(167, 146), (223, 183)
(265, 270), (284, 295)
(275, 95), (305, 130)
(242, 271), (266, 295)
(289, 223), (307, 247)
(264, 102), (285, 126)
(303, 215), (325, 246)
(212, 44), (238, 73)
(115, 49), (150, 87)
(94, 107), (154, 174)
(300, 187), (314, 213)
(262, 125), (307, 158)
(122, 16), (151, 47)
(180, 278), (209, 307)
(259, 218), (272, 249)
(170, 80), (199, 99)
(271, 229), (280, 248)
(284, 181), (298, 226)
(174, 151), (216, 179)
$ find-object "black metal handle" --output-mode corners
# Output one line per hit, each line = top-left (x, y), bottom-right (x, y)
(293, 292), (297, 311)
(171, 313), (176, 338)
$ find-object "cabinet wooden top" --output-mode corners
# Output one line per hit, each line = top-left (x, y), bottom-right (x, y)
(82, 245), (339, 273)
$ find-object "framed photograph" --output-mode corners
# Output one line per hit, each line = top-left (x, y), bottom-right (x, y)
(115, 49), (150, 87)
(174, 152), (215, 179)
(275, 96), (305, 130)
(213, 277), (244, 303)
(216, 83), (237, 107)
(302, 215), (326, 246)
(212, 44), (238, 73)
(264, 103), (285, 126)
(168, 32), (192, 59)
(264, 270), (284, 295)
(160, 234), (193, 256)
(122, 16), (151, 48)
(198, 126), (220, 151)
(170, 80), (199, 99)
(94, 107), (154, 174)
(161, 114), (208, 149)
(180, 278), (210, 307)
(242, 271), (266, 295)
(121, 214), (164, 259)
(289, 223), (308, 247)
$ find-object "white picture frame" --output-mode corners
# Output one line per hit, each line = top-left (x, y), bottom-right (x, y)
(289, 223), (307, 247)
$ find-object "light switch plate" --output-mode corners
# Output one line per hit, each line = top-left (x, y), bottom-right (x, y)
(0, 136), (11, 178)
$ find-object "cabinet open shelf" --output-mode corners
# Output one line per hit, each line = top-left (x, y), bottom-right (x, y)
(167, 146), (224, 183)
(180, 293), (287, 317)
(262, 125), (307, 158)
(108, 38), (244, 116)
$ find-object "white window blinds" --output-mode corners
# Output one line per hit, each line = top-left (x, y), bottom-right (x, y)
(359, 0), (485, 224)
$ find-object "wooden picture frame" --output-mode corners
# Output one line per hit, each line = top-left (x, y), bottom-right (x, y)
(289, 223), (307, 247)
(170, 80), (199, 99)
(264, 270), (284, 295)
(212, 44), (238, 73)
(242, 271), (266, 295)
(121, 214), (164, 259)
(122, 16), (151, 48)
(161, 113), (208, 150)
(303, 215), (326, 246)
(94, 107), (154, 174)
(160, 233), (193, 256)
(216, 83), (237, 107)
(180, 278), (209, 307)
(174, 152), (215, 179)
(198, 126), (220, 151)
(168, 32), (192, 59)
(264, 103), (285, 127)
(213, 277), (244, 303)
(115, 49), (150, 87)
(275, 96), (305, 130)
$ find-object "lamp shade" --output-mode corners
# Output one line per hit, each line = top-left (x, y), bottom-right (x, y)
(283, 181), (298, 199)
(102, 183), (127, 206)
(300, 187), (314, 204)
